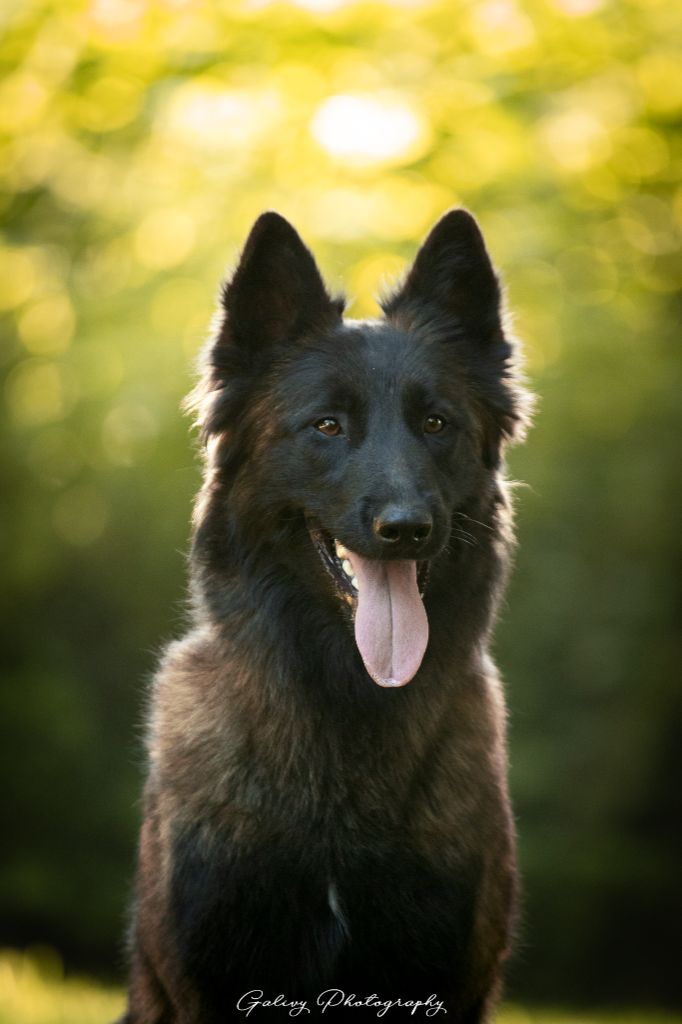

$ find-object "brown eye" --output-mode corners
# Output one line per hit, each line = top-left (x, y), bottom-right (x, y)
(423, 414), (446, 434)
(315, 417), (343, 437)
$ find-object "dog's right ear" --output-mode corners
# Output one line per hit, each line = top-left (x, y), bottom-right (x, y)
(215, 212), (342, 359)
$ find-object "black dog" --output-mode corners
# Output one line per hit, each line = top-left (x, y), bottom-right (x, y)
(120, 209), (531, 1022)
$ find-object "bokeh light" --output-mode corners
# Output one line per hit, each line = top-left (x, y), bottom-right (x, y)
(311, 93), (429, 166)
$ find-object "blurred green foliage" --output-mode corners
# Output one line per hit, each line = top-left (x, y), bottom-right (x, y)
(1, 0), (680, 1010)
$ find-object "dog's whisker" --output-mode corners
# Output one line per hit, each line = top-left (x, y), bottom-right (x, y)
(451, 528), (476, 548)
(454, 511), (494, 533)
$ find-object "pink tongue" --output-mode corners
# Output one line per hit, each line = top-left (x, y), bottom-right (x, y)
(347, 550), (429, 688)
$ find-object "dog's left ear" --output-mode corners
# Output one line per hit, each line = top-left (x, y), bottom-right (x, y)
(385, 209), (529, 469)
(217, 212), (342, 358)
(382, 209), (501, 340)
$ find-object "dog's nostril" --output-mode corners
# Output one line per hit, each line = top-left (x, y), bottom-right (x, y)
(378, 523), (401, 543)
(374, 509), (433, 547)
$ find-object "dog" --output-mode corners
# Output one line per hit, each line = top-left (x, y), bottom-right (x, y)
(120, 208), (531, 1022)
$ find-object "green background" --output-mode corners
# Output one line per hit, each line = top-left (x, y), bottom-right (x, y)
(1, 0), (680, 1012)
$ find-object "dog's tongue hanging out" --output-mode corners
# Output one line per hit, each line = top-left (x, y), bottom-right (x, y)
(346, 551), (429, 687)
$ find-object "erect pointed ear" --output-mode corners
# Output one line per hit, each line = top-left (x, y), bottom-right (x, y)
(382, 209), (501, 338)
(217, 211), (342, 357)
(383, 210), (531, 470)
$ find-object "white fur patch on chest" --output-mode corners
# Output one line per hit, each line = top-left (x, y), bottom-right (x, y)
(328, 880), (350, 938)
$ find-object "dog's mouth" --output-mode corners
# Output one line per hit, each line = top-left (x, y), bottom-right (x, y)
(307, 522), (430, 688)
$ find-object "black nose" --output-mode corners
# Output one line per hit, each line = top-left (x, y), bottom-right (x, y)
(373, 506), (433, 548)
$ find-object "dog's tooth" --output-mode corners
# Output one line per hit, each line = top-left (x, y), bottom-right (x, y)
(336, 542), (348, 559)
(350, 576), (358, 590)
(342, 559), (352, 576)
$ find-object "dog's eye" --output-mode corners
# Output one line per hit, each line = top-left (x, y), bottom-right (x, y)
(314, 418), (343, 437)
(423, 415), (447, 434)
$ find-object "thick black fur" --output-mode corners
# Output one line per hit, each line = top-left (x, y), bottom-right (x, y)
(119, 209), (530, 1023)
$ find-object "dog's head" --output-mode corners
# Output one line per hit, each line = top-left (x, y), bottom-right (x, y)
(190, 211), (530, 687)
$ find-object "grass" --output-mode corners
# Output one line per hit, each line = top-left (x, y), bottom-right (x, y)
(0, 949), (124, 1024)
(0, 949), (679, 1024)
